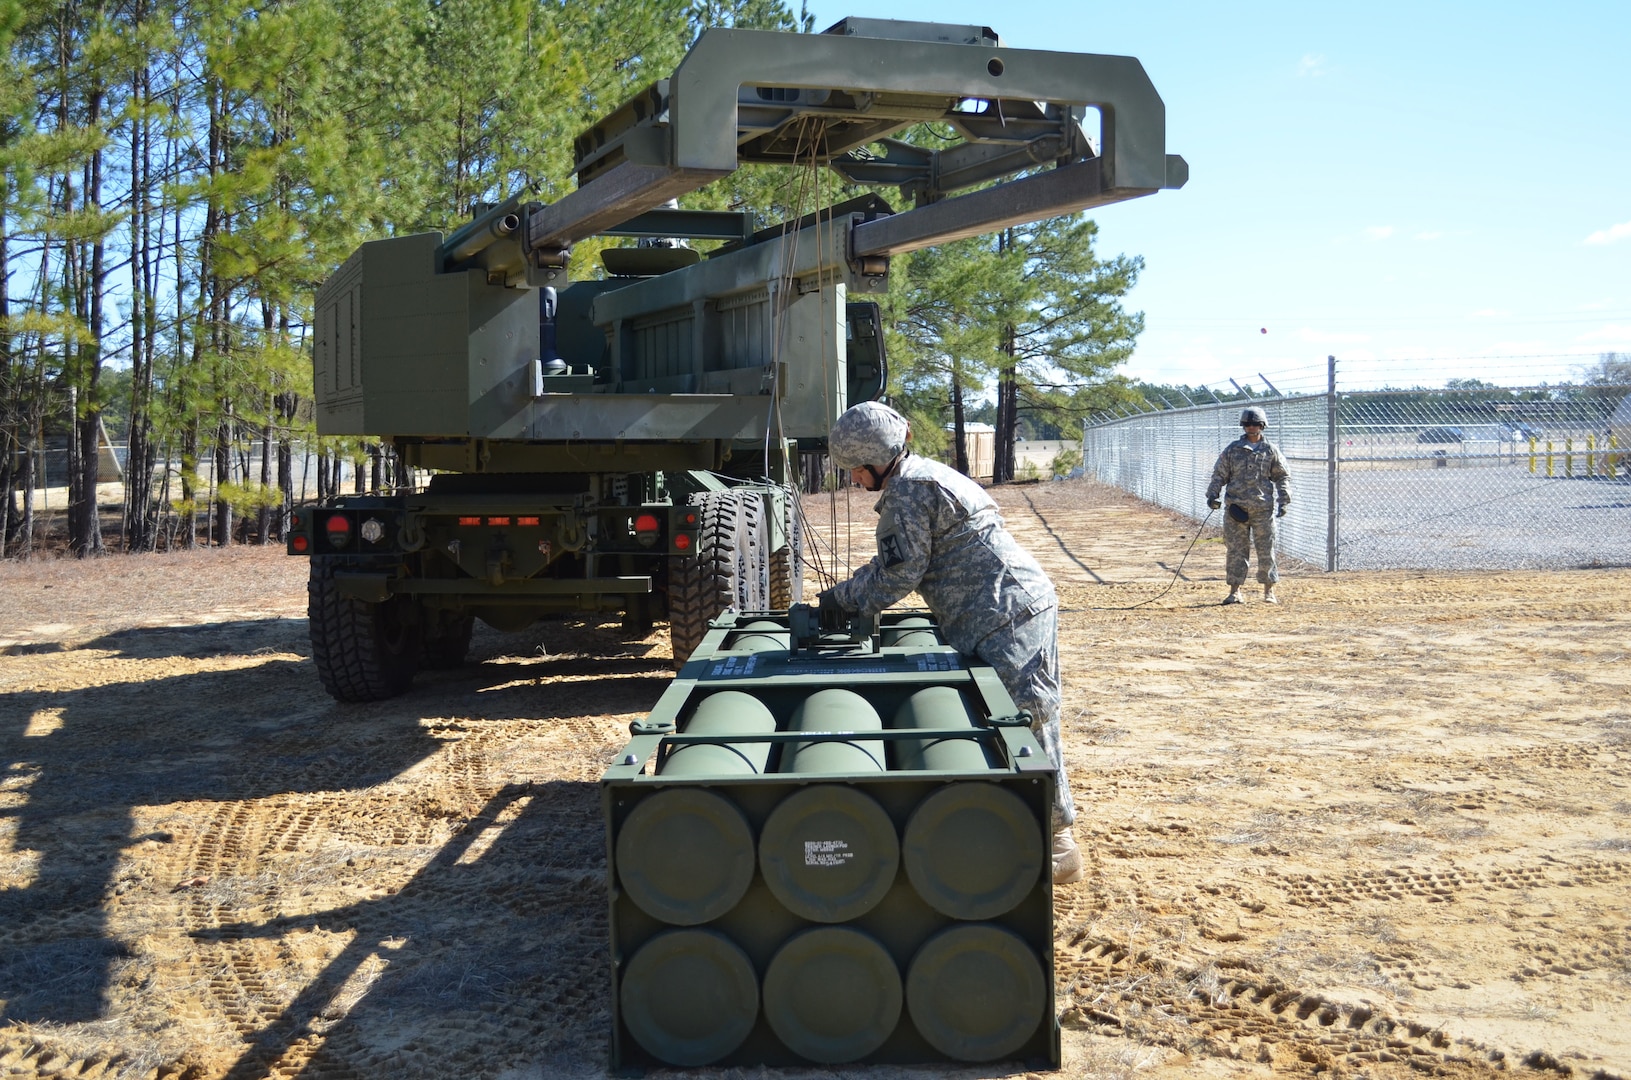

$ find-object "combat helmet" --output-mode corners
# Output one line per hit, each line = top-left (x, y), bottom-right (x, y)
(1240, 406), (1268, 428)
(829, 401), (910, 471)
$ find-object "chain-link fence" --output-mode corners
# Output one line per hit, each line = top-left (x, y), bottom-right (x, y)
(1082, 383), (1631, 571)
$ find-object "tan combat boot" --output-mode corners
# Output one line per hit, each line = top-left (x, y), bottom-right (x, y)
(1222, 587), (1242, 605)
(1263, 585), (1278, 604)
(1052, 824), (1084, 885)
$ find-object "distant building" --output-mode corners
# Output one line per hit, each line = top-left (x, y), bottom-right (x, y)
(944, 422), (995, 481)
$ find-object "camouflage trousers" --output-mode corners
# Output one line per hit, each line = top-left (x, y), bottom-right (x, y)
(974, 604), (1075, 827)
(1224, 503), (1279, 585)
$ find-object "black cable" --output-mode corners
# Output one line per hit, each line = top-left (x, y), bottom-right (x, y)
(1068, 506), (1218, 611)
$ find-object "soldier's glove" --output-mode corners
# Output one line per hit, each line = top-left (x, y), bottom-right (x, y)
(1277, 504), (1288, 518)
(817, 590), (853, 633)
(1207, 499), (1221, 510)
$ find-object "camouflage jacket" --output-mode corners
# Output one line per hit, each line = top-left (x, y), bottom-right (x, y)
(1206, 436), (1291, 509)
(829, 453), (1057, 654)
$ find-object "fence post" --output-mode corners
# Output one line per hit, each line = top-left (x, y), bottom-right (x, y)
(1326, 355), (1339, 572)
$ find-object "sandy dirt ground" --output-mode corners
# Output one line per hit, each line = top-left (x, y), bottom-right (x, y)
(1, 477), (1628, 1080)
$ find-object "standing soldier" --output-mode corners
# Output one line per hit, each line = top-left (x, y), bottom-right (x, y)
(817, 402), (1083, 885)
(1206, 405), (1291, 604)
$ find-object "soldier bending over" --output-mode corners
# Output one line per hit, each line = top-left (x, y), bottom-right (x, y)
(817, 402), (1082, 885)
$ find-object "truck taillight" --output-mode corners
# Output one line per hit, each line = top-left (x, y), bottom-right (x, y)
(458, 516), (482, 526)
(518, 516), (541, 526)
(325, 513), (352, 548)
(671, 507), (699, 553)
(489, 516), (512, 526)
(635, 513), (660, 548)
(291, 534), (309, 553)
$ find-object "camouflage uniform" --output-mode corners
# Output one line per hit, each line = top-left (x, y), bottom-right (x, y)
(828, 452), (1074, 826)
(1205, 436), (1291, 586)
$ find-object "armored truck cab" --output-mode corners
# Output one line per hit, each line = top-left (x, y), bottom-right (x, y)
(287, 16), (1185, 701)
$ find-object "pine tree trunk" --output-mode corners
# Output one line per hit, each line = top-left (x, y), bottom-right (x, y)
(0, 184), (12, 558)
(276, 391), (295, 538)
(950, 371), (969, 476)
(180, 418), (199, 549)
(994, 348), (1017, 485)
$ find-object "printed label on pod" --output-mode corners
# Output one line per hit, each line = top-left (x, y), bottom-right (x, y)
(804, 840), (853, 866)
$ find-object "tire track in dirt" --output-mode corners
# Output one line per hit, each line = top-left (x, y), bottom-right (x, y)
(1055, 922), (1609, 1078)
(150, 723), (506, 1078)
(151, 718), (620, 1078)
(1273, 858), (1631, 911)
(1052, 846), (1631, 1078)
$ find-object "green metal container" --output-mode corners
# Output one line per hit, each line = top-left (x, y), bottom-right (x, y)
(620, 928), (759, 1065)
(890, 685), (994, 771)
(906, 923), (1047, 1062)
(781, 687), (885, 774)
(762, 926), (903, 1064)
(603, 610), (1060, 1070)
(661, 690), (777, 777)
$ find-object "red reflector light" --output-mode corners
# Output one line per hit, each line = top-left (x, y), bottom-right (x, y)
(517, 516), (540, 526)
(673, 533), (691, 551)
(634, 514), (660, 533)
(458, 516), (482, 527)
(488, 516), (512, 526)
(291, 535), (309, 553)
(324, 513), (351, 548)
(683, 511), (698, 525)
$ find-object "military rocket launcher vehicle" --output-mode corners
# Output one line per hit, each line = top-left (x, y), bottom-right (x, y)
(286, 16), (1186, 701)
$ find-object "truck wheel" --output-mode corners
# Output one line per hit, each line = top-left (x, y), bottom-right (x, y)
(668, 491), (743, 668)
(308, 557), (422, 702)
(737, 491), (771, 612)
(770, 490), (804, 610)
(420, 607), (474, 669)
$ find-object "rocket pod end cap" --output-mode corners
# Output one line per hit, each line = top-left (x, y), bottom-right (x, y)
(759, 785), (899, 922)
(903, 782), (1043, 920)
(906, 923), (1046, 1063)
(620, 929), (758, 1066)
(616, 788), (755, 924)
(763, 926), (903, 1064)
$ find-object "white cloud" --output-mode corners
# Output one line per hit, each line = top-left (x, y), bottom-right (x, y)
(1297, 53), (1327, 77)
(1577, 323), (1631, 344)
(1584, 220), (1631, 245)
(1366, 225), (1394, 240)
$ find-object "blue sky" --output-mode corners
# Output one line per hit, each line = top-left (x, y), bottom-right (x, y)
(803, 1), (1631, 394)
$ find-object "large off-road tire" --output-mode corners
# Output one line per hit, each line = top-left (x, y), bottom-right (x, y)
(769, 489), (804, 611)
(308, 557), (422, 702)
(420, 607), (474, 670)
(736, 491), (772, 612)
(667, 491), (744, 668)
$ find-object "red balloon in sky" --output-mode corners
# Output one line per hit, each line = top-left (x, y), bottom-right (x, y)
(1259, 327), (1267, 334)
